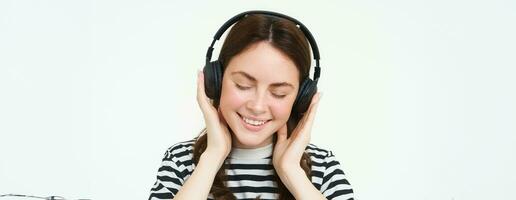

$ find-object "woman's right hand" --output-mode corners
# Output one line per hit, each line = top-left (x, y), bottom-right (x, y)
(196, 70), (232, 161)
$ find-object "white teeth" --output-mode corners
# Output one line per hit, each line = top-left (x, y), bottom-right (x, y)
(242, 116), (267, 126)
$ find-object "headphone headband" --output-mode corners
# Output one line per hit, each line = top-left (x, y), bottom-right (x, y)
(205, 10), (321, 82)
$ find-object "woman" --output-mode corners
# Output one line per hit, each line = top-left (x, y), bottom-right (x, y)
(149, 11), (354, 200)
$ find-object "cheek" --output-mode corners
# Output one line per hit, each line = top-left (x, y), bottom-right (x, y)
(270, 100), (294, 121)
(219, 83), (246, 113)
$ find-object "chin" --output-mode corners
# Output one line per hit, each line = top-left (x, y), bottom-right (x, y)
(231, 129), (270, 148)
(232, 120), (276, 148)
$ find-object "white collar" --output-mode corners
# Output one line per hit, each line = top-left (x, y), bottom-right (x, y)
(229, 143), (273, 159)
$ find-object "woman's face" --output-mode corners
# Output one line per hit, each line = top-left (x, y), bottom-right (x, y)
(219, 41), (300, 149)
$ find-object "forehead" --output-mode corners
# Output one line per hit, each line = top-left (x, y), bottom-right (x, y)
(224, 42), (300, 85)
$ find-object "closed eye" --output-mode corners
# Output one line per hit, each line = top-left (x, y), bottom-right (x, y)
(236, 83), (288, 99)
(235, 84), (251, 90)
(272, 94), (287, 99)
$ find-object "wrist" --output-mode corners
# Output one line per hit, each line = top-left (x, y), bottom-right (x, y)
(278, 167), (305, 196)
(278, 165), (304, 178)
(275, 163), (302, 177)
(200, 151), (227, 169)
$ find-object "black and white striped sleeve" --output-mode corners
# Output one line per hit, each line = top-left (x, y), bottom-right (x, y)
(320, 151), (354, 200)
(148, 141), (195, 200)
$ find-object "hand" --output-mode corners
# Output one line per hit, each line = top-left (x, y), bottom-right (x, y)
(273, 92), (321, 173)
(196, 70), (232, 160)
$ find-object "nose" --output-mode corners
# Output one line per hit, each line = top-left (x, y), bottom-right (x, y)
(246, 91), (267, 115)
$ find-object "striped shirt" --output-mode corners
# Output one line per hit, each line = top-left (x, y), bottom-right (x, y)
(149, 138), (354, 200)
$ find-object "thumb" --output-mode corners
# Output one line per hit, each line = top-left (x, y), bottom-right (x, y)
(277, 124), (288, 143)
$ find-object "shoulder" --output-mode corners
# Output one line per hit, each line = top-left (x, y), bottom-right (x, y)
(149, 139), (198, 198)
(306, 143), (354, 199)
(305, 143), (345, 176)
(305, 143), (348, 172)
(305, 143), (335, 161)
(305, 142), (351, 171)
(161, 138), (197, 167)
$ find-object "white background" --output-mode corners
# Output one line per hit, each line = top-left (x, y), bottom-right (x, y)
(1, 0), (515, 199)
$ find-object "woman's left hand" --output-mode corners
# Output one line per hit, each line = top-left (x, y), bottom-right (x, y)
(273, 92), (322, 173)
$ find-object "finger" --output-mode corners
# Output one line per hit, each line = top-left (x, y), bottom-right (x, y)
(293, 92), (321, 139)
(276, 123), (288, 143)
(218, 107), (228, 126)
(196, 70), (217, 119)
(302, 92), (322, 131)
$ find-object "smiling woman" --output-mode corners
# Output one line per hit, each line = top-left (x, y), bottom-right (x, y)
(219, 42), (300, 148)
(148, 10), (354, 200)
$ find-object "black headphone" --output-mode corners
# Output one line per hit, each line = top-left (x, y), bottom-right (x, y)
(203, 10), (321, 114)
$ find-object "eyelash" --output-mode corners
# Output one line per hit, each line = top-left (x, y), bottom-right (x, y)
(235, 84), (287, 99)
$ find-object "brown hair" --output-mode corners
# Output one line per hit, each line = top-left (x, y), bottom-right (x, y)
(193, 13), (313, 200)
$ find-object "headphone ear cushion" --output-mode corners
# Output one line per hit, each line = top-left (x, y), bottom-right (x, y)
(203, 60), (223, 100)
(293, 78), (318, 114)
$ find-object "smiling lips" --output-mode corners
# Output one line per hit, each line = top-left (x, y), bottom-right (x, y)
(238, 113), (271, 132)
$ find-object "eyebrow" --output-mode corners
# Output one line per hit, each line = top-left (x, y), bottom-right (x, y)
(231, 71), (295, 88)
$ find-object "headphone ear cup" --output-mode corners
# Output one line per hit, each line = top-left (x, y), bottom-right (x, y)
(293, 78), (318, 114)
(203, 60), (223, 100)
